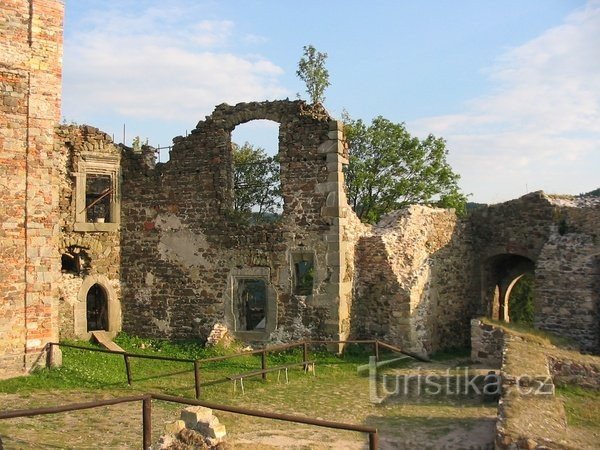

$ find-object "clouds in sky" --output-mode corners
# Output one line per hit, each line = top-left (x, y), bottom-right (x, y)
(62, 3), (288, 123)
(410, 1), (600, 202)
(61, 1), (599, 203)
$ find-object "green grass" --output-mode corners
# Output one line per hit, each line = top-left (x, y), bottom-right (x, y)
(557, 385), (600, 429)
(0, 334), (375, 397)
(0, 336), (499, 449)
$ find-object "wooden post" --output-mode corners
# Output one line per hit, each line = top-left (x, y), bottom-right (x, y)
(142, 396), (152, 450)
(303, 341), (308, 370)
(369, 430), (379, 450)
(46, 343), (53, 368)
(374, 341), (380, 363)
(124, 354), (132, 385)
(194, 360), (201, 399)
(261, 350), (267, 380)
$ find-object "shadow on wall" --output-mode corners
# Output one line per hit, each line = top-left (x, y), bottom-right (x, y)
(350, 206), (478, 355)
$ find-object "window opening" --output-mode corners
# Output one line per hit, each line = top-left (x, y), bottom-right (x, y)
(61, 253), (78, 274)
(86, 283), (108, 332)
(231, 120), (282, 224)
(235, 279), (267, 331)
(294, 259), (314, 295)
(85, 174), (112, 223)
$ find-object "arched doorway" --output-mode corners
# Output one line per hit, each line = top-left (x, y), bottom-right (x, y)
(482, 254), (535, 322)
(86, 283), (108, 332)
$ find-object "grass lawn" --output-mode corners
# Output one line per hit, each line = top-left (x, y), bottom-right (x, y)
(0, 335), (497, 449)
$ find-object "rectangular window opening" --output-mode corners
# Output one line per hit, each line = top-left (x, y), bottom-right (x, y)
(235, 279), (267, 331)
(85, 174), (112, 223)
(294, 259), (314, 296)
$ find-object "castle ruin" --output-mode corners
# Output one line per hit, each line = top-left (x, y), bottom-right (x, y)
(1, 0), (598, 378)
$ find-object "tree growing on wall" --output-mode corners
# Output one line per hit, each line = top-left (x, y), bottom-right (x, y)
(343, 114), (468, 224)
(232, 142), (281, 223)
(296, 44), (330, 104)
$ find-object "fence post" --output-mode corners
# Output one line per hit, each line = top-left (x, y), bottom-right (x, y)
(142, 395), (152, 450)
(261, 350), (267, 380)
(124, 354), (132, 385)
(374, 341), (380, 363)
(369, 430), (379, 450)
(46, 343), (53, 368)
(303, 341), (308, 370)
(194, 360), (201, 399)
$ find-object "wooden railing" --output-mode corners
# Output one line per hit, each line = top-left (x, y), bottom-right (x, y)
(0, 392), (380, 449)
(46, 339), (430, 399)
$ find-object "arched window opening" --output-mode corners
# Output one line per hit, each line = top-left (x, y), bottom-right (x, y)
(231, 120), (282, 224)
(86, 283), (108, 332)
(508, 273), (535, 324)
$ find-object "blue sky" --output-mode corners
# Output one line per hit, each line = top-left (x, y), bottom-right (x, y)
(62, 0), (600, 203)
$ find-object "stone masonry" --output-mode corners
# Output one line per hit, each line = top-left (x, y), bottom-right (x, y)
(120, 101), (354, 345)
(1, 0), (599, 381)
(54, 125), (122, 339)
(0, 0), (64, 377)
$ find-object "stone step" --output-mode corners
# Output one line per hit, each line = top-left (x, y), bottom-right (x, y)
(91, 331), (125, 353)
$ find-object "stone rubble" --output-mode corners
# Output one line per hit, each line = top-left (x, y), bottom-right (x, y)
(153, 406), (227, 449)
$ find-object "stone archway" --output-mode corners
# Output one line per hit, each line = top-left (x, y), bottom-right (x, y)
(481, 254), (535, 322)
(74, 275), (121, 338)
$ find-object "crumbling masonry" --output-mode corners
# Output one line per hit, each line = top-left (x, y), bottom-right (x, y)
(1, 0), (598, 378)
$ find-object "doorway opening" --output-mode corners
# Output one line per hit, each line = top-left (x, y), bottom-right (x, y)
(86, 283), (108, 332)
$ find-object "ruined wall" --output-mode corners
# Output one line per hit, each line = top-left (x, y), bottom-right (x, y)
(351, 206), (477, 354)
(470, 193), (600, 353)
(54, 125), (122, 339)
(535, 196), (600, 352)
(0, 0), (63, 377)
(120, 101), (351, 343)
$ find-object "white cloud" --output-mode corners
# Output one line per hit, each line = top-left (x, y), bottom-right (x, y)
(62, 3), (288, 123)
(410, 1), (600, 203)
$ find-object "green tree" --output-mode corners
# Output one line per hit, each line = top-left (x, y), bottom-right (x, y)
(509, 273), (535, 324)
(344, 115), (467, 224)
(232, 142), (281, 223)
(296, 44), (330, 104)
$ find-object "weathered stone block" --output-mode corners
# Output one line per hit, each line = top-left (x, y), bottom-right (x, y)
(180, 406), (213, 428)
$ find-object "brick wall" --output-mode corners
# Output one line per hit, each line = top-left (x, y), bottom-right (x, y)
(0, 0), (64, 377)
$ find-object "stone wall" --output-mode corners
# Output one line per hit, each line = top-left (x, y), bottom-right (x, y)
(120, 101), (353, 343)
(471, 318), (504, 367)
(470, 193), (600, 353)
(351, 206), (477, 354)
(0, 0), (63, 377)
(535, 196), (600, 353)
(54, 125), (122, 339)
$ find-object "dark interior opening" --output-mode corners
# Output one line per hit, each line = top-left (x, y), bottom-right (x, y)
(294, 259), (314, 295)
(86, 283), (108, 332)
(61, 253), (79, 274)
(86, 174), (112, 223)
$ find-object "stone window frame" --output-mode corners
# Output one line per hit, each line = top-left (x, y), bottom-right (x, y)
(224, 267), (277, 341)
(74, 153), (121, 232)
(291, 249), (316, 297)
(73, 275), (121, 338)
